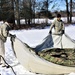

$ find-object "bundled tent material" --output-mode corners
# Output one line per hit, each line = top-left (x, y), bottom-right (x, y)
(12, 34), (75, 74)
(38, 48), (75, 67)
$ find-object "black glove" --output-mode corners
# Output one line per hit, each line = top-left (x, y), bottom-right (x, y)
(49, 31), (52, 34)
(62, 30), (64, 34)
(9, 34), (16, 38)
(9, 34), (16, 41)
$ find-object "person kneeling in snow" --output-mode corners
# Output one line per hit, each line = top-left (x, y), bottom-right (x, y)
(49, 14), (65, 35)
(0, 18), (15, 67)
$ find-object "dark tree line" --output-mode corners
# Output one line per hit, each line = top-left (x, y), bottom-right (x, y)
(0, 0), (75, 27)
(0, 0), (53, 26)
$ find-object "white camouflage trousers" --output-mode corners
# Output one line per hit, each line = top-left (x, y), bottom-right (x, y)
(0, 39), (5, 65)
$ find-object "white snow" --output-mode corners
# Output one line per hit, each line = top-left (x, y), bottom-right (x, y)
(15, 17), (75, 25)
(15, 18), (52, 24)
(0, 18), (75, 75)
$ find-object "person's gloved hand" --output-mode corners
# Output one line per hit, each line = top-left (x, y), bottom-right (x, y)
(9, 34), (16, 38)
(49, 31), (52, 34)
(9, 34), (16, 41)
(61, 30), (64, 34)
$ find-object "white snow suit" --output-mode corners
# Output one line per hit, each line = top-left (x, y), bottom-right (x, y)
(0, 22), (9, 65)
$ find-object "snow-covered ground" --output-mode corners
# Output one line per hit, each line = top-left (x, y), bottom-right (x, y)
(0, 18), (75, 75)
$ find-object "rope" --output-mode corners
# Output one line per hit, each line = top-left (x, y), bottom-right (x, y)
(0, 55), (16, 75)
(0, 35), (17, 75)
(10, 35), (17, 57)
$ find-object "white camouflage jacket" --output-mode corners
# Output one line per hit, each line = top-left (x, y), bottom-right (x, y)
(0, 22), (10, 42)
(50, 18), (65, 35)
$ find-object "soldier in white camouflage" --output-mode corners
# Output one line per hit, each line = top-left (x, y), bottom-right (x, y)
(0, 18), (15, 67)
(49, 14), (65, 35)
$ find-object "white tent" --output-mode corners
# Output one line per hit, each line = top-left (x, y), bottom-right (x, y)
(12, 33), (75, 74)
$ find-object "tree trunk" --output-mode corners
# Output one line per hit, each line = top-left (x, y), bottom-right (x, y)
(46, 0), (48, 25)
(65, 0), (69, 23)
(30, 0), (32, 25)
(23, 0), (26, 25)
(15, 0), (20, 26)
(70, 0), (72, 23)
(32, 0), (35, 25)
(11, 0), (15, 25)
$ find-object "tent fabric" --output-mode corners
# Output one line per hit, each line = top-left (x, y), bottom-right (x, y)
(13, 37), (75, 74)
(33, 34), (75, 52)
(11, 33), (75, 74)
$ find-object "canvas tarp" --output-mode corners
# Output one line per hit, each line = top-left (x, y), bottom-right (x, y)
(33, 34), (75, 52)
(12, 34), (75, 74)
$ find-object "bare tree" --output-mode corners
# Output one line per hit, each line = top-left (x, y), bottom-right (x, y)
(23, 0), (27, 24)
(0, 0), (10, 20)
(41, 0), (53, 24)
(65, 0), (70, 23)
(22, 0), (34, 25)
(15, 0), (20, 25)
(72, 1), (75, 10)
(10, 0), (15, 24)
(31, 0), (36, 24)
(70, 0), (72, 23)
